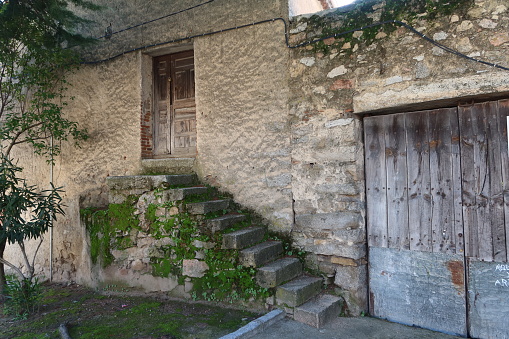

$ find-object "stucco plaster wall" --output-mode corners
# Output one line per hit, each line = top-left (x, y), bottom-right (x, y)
(5, 0), (292, 285)
(6, 53), (143, 285)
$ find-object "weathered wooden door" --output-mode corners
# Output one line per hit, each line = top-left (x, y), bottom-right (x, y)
(153, 51), (196, 157)
(365, 99), (509, 338)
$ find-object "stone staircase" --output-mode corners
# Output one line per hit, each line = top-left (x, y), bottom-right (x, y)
(106, 173), (342, 328)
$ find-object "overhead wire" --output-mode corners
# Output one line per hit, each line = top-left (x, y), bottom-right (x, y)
(81, 3), (509, 72)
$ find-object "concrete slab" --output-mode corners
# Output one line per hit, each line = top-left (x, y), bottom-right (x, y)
(248, 315), (462, 339)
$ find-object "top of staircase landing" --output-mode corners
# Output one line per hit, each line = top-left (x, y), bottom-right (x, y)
(106, 158), (196, 190)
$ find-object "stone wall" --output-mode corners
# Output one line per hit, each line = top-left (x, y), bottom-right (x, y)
(6, 0), (509, 317)
(287, 0), (509, 314)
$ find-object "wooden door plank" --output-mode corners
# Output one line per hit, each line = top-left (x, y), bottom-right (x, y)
(474, 103), (493, 261)
(153, 55), (172, 156)
(486, 100), (506, 262)
(460, 103), (493, 260)
(429, 108), (457, 254)
(385, 114), (409, 250)
(459, 104), (478, 258)
(450, 108), (464, 255)
(498, 99), (509, 262)
(364, 116), (388, 248)
(170, 50), (196, 157)
(406, 111), (432, 252)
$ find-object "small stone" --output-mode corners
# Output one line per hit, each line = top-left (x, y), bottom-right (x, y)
(184, 278), (193, 293)
(131, 259), (145, 271)
(324, 37), (335, 45)
(352, 31), (363, 39)
(169, 207), (179, 216)
(457, 37), (473, 53)
(432, 46), (445, 56)
(330, 79), (354, 90)
(493, 5), (507, 15)
(478, 18), (497, 29)
(313, 86), (326, 94)
(182, 259), (209, 278)
(489, 32), (509, 46)
(467, 7), (485, 19)
(331, 256), (358, 266)
(300, 57), (315, 67)
(352, 44), (359, 52)
(433, 31), (448, 41)
(413, 55), (425, 61)
(385, 75), (403, 85)
(290, 22), (307, 34)
(341, 42), (351, 49)
(415, 62), (430, 79)
(327, 65), (348, 78)
(375, 31), (387, 39)
(457, 20), (473, 32)
(450, 15), (460, 23)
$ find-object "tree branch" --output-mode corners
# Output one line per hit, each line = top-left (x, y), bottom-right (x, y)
(0, 257), (24, 281)
(5, 121), (45, 156)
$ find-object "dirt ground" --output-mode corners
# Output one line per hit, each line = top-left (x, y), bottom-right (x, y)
(0, 282), (260, 339)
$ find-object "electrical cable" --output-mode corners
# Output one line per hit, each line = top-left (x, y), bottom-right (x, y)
(95, 0), (216, 40)
(82, 10), (509, 72)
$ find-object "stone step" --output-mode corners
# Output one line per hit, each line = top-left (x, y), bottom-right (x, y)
(294, 294), (343, 328)
(186, 199), (230, 215)
(205, 214), (246, 233)
(276, 276), (323, 307)
(163, 186), (208, 201)
(239, 241), (283, 268)
(222, 227), (265, 250)
(107, 175), (197, 203)
(141, 158), (194, 175)
(256, 257), (303, 288)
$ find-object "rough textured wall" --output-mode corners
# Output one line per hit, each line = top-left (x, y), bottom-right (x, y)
(80, 0), (293, 232)
(6, 0), (292, 283)
(288, 0), (509, 315)
(194, 22), (293, 232)
(6, 54), (143, 285)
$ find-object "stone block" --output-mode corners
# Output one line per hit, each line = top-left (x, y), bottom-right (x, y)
(141, 158), (195, 175)
(294, 294), (342, 328)
(163, 187), (208, 201)
(256, 257), (303, 288)
(186, 199), (229, 215)
(222, 227), (265, 249)
(182, 259), (209, 278)
(308, 241), (366, 260)
(334, 264), (367, 291)
(205, 214), (246, 233)
(276, 276), (322, 307)
(239, 241), (283, 267)
(295, 212), (362, 231)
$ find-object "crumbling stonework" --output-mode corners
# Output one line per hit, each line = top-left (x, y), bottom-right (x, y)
(287, 0), (509, 314)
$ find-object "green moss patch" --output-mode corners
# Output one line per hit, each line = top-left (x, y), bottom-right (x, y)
(0, 283), (258, 339)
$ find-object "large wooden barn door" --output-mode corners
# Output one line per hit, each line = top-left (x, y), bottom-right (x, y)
(365, 100), (509, 338)
(153, 51), (196, 157)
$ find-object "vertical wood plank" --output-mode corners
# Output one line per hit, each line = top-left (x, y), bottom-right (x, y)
(429, 108), (457, 254)
(450, 108), (465, 255)
(385, 114), (409, 250)
(498, 99), (509, 262)
(486, 101), (506, 262)
(473, 103), (493, 261)
(406, 111), (432, 252)
(459, 103), (493, 260)
(459, 104), (478, 258)
(364, 116), (388, 248)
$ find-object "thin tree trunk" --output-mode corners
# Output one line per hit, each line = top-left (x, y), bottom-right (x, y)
(0, 238), (6, 295)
